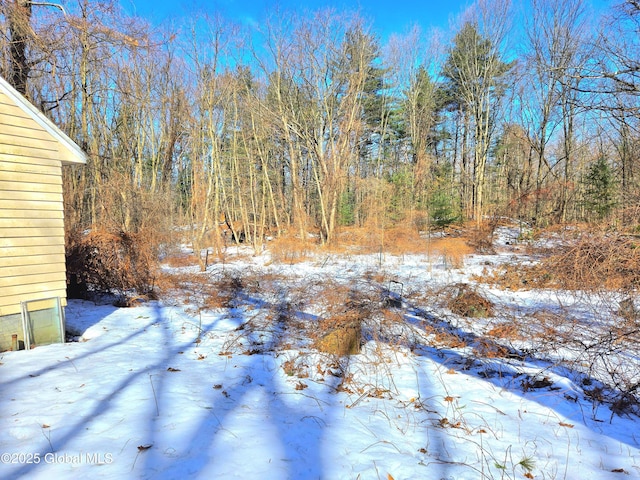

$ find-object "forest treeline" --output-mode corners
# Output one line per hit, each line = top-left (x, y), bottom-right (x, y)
(2, 0), (639, 257)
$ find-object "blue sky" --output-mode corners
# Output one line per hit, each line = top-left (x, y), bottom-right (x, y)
(119, 0), (473, 40)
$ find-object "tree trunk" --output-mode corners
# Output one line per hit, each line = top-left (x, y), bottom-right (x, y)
(8, 0), (32, 95)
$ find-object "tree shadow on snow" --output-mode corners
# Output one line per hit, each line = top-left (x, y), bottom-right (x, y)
(399, 294), (640, 449)
(137, 293), (332, 479)
(6, 273), (635, 480)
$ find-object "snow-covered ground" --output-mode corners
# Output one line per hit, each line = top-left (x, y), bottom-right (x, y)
(1, 228), (639, 479)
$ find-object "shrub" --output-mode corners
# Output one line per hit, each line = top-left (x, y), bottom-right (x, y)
(428, 236), (474, 269)
(483, 232), (640, 292)
(446, 284), (494, 318)
(268, 234), (312, 264)
(466, 222), (497, 254)
(66, 229), (157, 299)
(544, 233), (640, 291)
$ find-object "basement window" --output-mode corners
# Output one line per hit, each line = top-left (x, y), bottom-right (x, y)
(21, 297), (65, 350)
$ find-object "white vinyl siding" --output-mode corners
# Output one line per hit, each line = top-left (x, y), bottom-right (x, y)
(0, 90), (68, 318)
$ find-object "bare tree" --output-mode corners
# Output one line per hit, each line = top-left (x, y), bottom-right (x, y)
(595, 1), (640, 222)
(597, 1), (640, 95)
(442, 0), (513, 224)
(385, 27), (446, 226)
(258, 10), (379, 244)
(519, 0), (592, 224)
(4, 0), (32, 94)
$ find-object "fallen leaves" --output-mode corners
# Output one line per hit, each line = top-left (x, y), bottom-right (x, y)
(438, 417), (462, 429)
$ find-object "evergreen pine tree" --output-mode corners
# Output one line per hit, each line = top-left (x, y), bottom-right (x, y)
(583, 157), (617, 221)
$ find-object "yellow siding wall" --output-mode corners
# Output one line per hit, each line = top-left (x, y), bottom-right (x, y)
(0, 90), (68, 320)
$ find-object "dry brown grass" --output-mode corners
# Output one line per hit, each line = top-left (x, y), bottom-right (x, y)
(329, 226), (379, 253)
(264, 223), (483, 265)
(382, 226), (430, 255)
(268, 234), (313, 264)
(427, 237), (474, 269)
(326, 225), (430, 255)
(476, 263), (551, 290)
(472, 338), (510, 358)
(486, 324), (522, 341)
(282, 354), (311, 378)
(530, 310), (565, 335)
(298, 281), (352, 318)
(154, 269), (193, 294)
(156, 269), (250, 310)
(423, 325), (467, 349)
(161, 252), (200, 268)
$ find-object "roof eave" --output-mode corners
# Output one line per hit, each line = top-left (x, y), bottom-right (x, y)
(0, 75), (87, 165)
